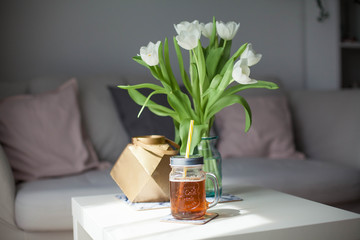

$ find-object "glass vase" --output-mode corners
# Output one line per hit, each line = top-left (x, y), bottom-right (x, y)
(195, 136), (222, 197)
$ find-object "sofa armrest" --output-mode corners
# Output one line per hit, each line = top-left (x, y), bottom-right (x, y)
(0, 144), (16, 226)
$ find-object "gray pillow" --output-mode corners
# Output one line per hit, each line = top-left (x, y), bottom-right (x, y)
(108, 86), (175, 141)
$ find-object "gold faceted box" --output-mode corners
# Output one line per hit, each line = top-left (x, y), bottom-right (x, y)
(110, 135), (178, 203)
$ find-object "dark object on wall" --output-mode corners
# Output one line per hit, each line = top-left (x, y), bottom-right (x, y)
(340, 0), (360, 89)
(316, 0), (329, 22)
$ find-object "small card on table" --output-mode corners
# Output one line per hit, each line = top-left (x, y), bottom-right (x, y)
(160, 212), (219, 225)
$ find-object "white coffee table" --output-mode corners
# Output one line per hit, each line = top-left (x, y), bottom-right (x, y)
(72, 186), (360, 240)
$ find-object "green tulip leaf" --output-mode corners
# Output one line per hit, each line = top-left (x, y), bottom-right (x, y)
(173, 120), (180, 143)
(209, 74), (223, 89)
(158, 42), (170, 85)
(189, 62), (201, 113)
(178, 119), (208, 155)
(223, 80), (279, 96)
(209, 16), (217, 49)
(137, 89), (167, 118)
(217, 40), (232, 73)
(217, 58), (235, 91)
(167, 89), (197, 122)
(133, 56), (150, 69)
(203, 74), (222, 97)
(127, 88), (179, 122)
(195, 41), (206, 89)
(206, 48), (224, 80)
(164, 38), (179, 90)
(118, 83), (164, 91)
(173, 37), (191, 95)
(220, 43), (247, 75)
(205, 94), (252, 132)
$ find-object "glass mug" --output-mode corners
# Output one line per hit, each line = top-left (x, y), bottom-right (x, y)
(169, 155), (220, 220)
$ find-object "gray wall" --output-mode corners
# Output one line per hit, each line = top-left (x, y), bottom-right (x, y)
(305, 0), (340, 89)
(0, 0), (339, 90)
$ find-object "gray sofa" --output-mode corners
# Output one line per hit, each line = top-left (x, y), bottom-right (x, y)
(0, 76), (359, 240)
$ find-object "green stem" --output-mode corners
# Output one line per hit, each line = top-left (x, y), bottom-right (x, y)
(223, 40), (227, 48)
(154, 66), (163, 80)
(197, 137), (222, 197)
(191, 49), (204, 122)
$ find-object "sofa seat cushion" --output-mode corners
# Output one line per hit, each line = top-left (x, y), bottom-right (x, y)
(222, 157), (360, 205)
(15, 168), (120, 231)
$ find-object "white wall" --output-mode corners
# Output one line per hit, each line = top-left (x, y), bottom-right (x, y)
(0, 0), (340, 90)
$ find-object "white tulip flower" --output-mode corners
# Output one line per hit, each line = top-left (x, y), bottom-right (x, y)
(174, 20), (201, 35)
(139, 41), (161, 66)
(216, 21), (240, 40)
(175, 29), (201, 50)
(240, 43), (262, 66)
(200, 22), (213, 38)
(232, 59), (257, 84)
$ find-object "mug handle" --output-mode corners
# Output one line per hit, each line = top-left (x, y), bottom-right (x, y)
(205, 172), (220, 208)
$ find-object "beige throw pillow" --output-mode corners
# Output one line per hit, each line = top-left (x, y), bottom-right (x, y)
(0, 79), (99, 181)
(216, 95), (304, 159)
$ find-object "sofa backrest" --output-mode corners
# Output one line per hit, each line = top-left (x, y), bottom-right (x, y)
(0, 81), (28, 100)
(288, 90), (360, 169)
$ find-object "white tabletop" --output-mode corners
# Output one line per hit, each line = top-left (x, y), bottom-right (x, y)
(72, 186), (360, 240)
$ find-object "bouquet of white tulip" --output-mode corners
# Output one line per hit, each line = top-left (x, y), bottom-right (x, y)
(119, 17), (277, 153)
(118, 17), (278, 193)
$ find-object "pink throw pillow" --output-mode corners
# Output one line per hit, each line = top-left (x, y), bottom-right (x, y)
(0, 79), (100, 181)
(216, 95), (304, 159)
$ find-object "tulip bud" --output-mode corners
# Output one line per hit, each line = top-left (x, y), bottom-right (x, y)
(175, 29), (201, 50)
(174, 20), (201, 35)
(216, 21), (240, 40)
(241, 43), (262, 66)
(139, 41), (161, 66)
(200, 22), (213, 39)
(232, 59), (258, 84)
